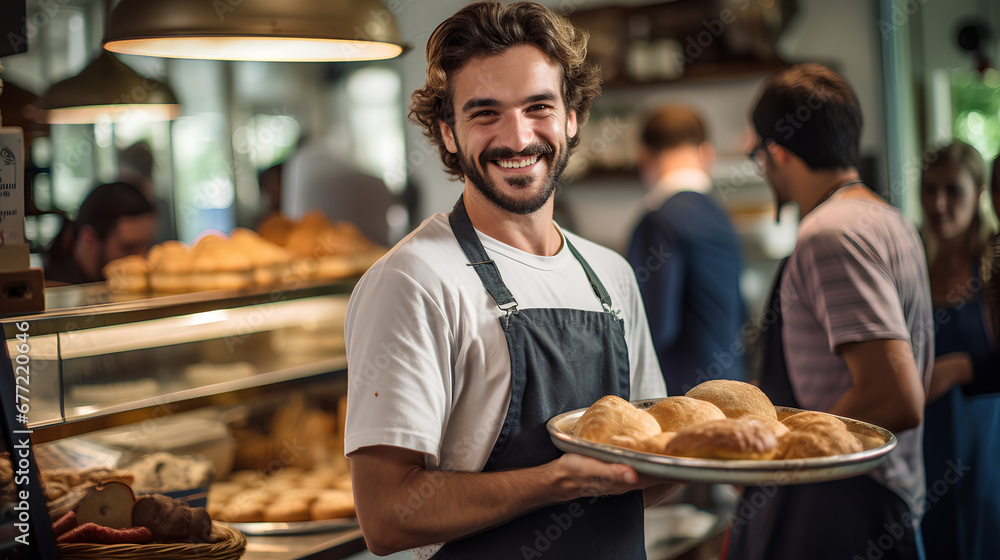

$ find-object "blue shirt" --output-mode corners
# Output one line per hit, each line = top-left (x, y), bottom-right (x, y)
(627, 190), (746, 395)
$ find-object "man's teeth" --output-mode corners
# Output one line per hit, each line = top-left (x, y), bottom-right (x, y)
(497, 156), (539, 169)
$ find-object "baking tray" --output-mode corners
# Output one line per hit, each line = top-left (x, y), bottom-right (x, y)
(229, 517), (359, 536)
(547, 400), (896, 486)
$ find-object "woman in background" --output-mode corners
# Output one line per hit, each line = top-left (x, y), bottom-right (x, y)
(919, 140), (1000, 560)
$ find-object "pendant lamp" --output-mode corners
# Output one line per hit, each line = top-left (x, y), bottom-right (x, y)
(103, 0), (408, 62)
(35, 51), (181, 124)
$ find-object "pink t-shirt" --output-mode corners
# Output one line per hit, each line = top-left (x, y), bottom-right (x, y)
(781, 195), (933, 517)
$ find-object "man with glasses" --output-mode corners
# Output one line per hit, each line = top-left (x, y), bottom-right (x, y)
(727, 63), (933, 559)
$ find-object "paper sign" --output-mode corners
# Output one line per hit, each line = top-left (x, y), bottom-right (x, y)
(0, 127), (25, 247)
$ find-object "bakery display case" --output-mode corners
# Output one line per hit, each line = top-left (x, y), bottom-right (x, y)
(1, 279), (366, 560)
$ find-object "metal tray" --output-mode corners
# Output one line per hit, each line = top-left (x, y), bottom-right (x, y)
(229, 517), (359, 536)
(547, 400), (896, 486)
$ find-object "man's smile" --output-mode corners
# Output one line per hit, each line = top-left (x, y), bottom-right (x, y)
(495, 155), (540, 169)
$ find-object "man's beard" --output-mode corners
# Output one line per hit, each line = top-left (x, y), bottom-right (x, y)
(456, 137), (570, 215)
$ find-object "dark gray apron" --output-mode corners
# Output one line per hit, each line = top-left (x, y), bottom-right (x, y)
(429, 197), (645, 560)
(726, 258), (924, 560)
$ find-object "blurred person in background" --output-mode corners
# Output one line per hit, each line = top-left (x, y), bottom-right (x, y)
(44, 181), (156, 285)
(118, 140), (174, 242)
(919, 140), (1000, 560)
(282, 135), (397, 246)
(627, 104), (746, 396)
(727, 63), (932, 560)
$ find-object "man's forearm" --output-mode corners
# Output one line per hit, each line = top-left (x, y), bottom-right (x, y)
(352, 450), (643, 555)
(377, 464), (558, 550)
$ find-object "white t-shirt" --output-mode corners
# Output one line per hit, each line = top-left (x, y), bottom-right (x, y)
(345, 212), (667, 474)
(781, 195), (933, 518)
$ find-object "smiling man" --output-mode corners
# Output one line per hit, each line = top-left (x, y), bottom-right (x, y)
(343, 3), (671, 559)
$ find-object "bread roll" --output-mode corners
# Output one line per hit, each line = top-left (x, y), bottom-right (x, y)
(310, 489), (355, 520)
(646, 396), (726, 432)
(630, 432), (678, 455)
(744, 414), (790, 438)
(573, 395), (661, 445)
(264, 499), (313, 523)
(148, 241), (193, 293)
(103, 255), (149, 293)
(781, 411), (846, 432)
(131, 493), (212, 543)
(685, 380), (777, 420)
(775, 422), (862, 459)
(663, 417), (779, 460)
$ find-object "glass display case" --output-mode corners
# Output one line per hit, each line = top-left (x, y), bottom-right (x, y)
(1, 279), (364, 559)
(3, 280), (353, 431)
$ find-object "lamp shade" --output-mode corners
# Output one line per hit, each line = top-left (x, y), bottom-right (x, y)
(35, 51), (180, 124)
(103, 0), (408, 62)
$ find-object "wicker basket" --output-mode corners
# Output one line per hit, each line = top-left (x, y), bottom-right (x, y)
(57, 522), (247, 560)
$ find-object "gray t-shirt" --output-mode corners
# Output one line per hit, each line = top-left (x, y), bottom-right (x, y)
(781, 195), (934, 517)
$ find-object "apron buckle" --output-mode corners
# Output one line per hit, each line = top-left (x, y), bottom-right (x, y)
(499, 301), (519, 317)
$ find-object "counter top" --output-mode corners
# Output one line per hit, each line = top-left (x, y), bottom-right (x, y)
(244, 528), (367, 560)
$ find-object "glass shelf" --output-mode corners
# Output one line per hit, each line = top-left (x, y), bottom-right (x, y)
(2, 280), (355, 430)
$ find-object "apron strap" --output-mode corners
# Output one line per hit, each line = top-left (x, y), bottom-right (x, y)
(566, 238), (616, 313)
(758, 256), (800, 408)
(449, 197), (518, 312)
(448, 195), (616, 314)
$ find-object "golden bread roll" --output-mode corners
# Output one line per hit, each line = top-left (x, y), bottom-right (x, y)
(646, 396), (726, 432)
(744, 414), (790, 438)
(310, 489), (355, 520)
(663, 417), (779, 460)
(216, 500), (265, 523)
(190, 234), (253, 290)
(103, 254), (149, 293)
(148, 240), (193, 293)
(631, 432), (678, 455)
(605, 434), (643, 452)
(775, 408), (800, 422)
(781, 410), (846, 432)
(573, 395), (661, 445)
(686, 380), (777, 420)
(846, 423), (887, 451)
(264, 499), (313, 523)
(775, 422), (863, 459)
(257, 213), (296, 247)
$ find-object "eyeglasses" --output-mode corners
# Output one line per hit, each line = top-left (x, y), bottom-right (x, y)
(747, 143), (767, 172)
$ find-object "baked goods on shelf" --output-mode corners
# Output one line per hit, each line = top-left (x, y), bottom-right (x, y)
(126, 452), (215, 496)
(45, 476), (227, 546)
(208, 392), (355, 524)
(260, 210), (387, 281)
(44, 466), (136, 522)
(105, 212), (387, 294)
(102, 255), (149, 293)
(208, 464), (355, 523)
(568, 380), (880, 461)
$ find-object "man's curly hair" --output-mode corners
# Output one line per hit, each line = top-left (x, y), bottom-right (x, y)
(409, 2), (602, 180)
